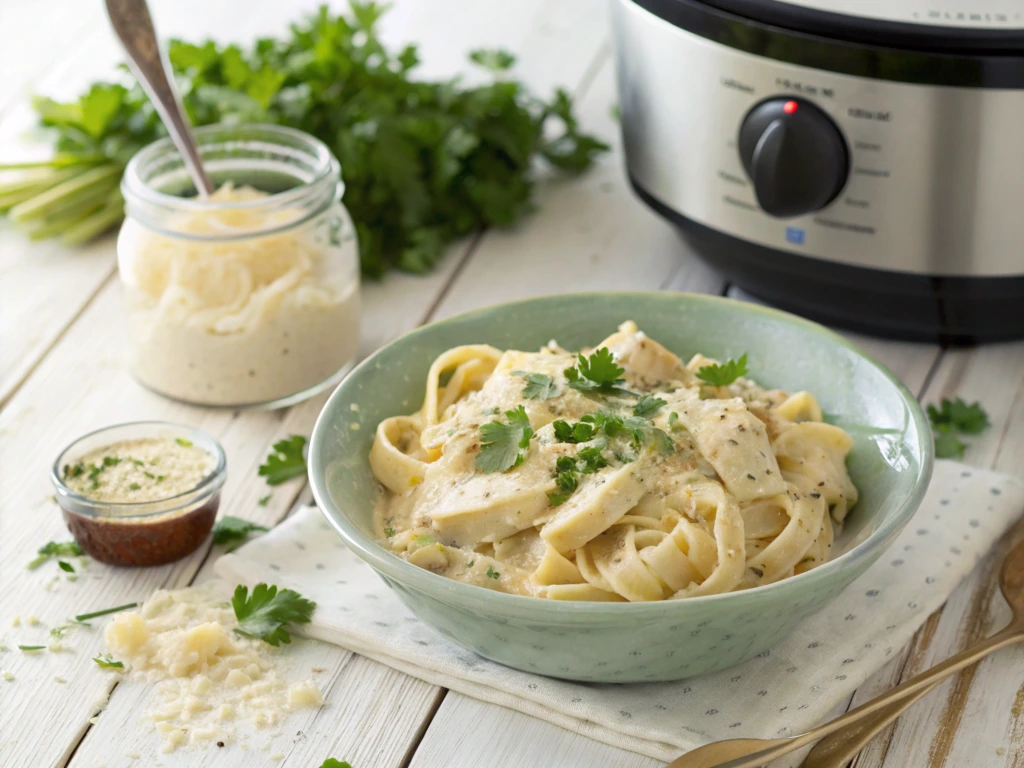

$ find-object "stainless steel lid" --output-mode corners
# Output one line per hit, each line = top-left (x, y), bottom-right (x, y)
(773, 0), (1022, 29)
(697, 0), (1024, 51)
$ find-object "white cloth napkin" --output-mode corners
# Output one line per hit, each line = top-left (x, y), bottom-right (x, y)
(216, 461), (1024, 762)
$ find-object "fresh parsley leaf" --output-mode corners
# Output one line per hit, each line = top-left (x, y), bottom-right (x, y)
(695, 354), (748, 387)
(469, 49), (516, 71)
(564, 348), (635, 398)
(926, 397), (989, 458)
(13, 5), (606, 275)
(927, 398), (989, 435)
(668, 411), (679, 427)
(552, 419), (596, 444)
(27, 540), (82, 570)
(259, 435), (308, 485)
(486, 566), (501, 579)
(604, 416), (674, 455)
(212, 516), (269, 546)
(512, 371), (557, 400)
(231, 583), (316, 647)
(175, 437), (193, 447)
(93, 654), (124, 669)
(318, 760), (353, 768)
(383, 526), (396, 537)
(57, 560), (75, 573)
(633, 394), (666, 418)
(476, 406), (534, 473)
(258, 494), (272, 506)
(573, 446), (609, 474)
(932, 427), (966, 460)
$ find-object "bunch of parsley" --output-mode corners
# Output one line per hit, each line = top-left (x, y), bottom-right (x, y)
(0, 2), (607, 276)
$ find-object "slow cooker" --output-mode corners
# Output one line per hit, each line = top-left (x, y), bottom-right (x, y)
(612, 0), (1024, 342)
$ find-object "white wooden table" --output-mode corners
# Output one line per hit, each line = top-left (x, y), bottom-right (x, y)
(1, 2), (1023, 766)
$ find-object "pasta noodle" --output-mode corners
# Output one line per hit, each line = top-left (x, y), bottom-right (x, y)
(370, 322), (859, 601)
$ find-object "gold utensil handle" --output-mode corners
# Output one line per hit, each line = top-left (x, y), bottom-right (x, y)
(802, 681), (936, 768)
(802, 626), (1023, 767)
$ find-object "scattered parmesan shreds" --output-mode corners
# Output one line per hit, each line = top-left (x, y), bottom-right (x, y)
(270, 753), (286, 762)
(11, 616), (20, 627)
(105, 585), (323, 752)
(997, 747), (1007, 756)
(54, 676), (67, 684)
(26, 616), (40, 626)
(2, 671), (13, 681)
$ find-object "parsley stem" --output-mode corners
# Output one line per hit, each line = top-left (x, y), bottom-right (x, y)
(74, 602), (138, 622)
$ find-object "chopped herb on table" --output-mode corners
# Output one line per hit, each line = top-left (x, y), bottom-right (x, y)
(93, 654), (124, 669)
(74, 602), (138, 623)
(232, 583), (316, 646)
(259, 435), (308, 485)
(18, 645), (45, 652)
(212, 516), (270, 547)
(27, 540), (83, 570)
(695, 354), (748, 387)
(319, 760), (353, 768)
(57, 560), (75, 574)
(2, 2), (606, 276)
(927, 397), (990, 459)
(476, 406), (534, 473)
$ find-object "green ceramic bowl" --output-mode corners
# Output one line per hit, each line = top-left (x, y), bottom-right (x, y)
(308, 293), (933, 682)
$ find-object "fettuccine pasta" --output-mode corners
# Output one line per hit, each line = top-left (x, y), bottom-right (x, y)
(370, 322), (858, 601)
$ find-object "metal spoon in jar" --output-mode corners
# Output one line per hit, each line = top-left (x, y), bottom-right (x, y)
(665, 535), (1024, 768)
(105, 0), (214, 197)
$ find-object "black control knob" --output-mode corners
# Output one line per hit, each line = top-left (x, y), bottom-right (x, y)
(738, 97), (848, 218)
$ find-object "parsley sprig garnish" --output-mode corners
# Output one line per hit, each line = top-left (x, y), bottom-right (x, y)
(695, 354), (748, 387)
(11, 4), (606, 274)
(232, 583), (316, 646)
(547, 448), (609, 506)
(927, 397), (990, 459)
(27, 540), (83, 570)
(633, 394), (666, 418)
(212, 516), (270, 548)
(259, 435), (308, 485)
(93, 654), (124, 669)
(564, 348), (636, 398)
(512, 371), (557, 400)
(476, 406), (534, 473)
(553, 411), (673, 457)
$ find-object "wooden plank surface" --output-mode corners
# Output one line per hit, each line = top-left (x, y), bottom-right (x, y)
(2, 0), (1023, 767)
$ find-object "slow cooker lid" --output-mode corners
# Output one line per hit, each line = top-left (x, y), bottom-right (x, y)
(698, 0), (1024, 52)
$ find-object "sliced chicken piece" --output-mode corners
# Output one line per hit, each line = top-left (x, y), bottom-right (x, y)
(540, 461), (648, 553)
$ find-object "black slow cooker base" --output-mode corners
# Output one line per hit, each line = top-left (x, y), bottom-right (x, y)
(631, 178), (1024, 344)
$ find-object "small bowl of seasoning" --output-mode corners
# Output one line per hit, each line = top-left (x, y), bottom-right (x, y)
(51, 422), (227, 566)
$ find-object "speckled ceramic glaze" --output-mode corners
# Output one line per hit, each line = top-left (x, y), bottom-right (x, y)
(308, 293), (933, 682)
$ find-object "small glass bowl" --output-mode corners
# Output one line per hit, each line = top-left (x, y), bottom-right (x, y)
(51, 421), (227, 566)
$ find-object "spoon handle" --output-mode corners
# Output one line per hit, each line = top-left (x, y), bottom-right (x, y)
(801, 681), (936, 768)
(802, 626), (1024, 768)
(104, 0), (214, 196)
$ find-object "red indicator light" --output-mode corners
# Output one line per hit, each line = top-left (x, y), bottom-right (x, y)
(783, 100), (799, 114)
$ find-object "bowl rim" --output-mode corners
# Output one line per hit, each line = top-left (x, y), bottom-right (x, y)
(309, 291), (934, 617)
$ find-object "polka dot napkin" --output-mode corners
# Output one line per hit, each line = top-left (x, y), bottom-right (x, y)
(216, 461), (1024, 763)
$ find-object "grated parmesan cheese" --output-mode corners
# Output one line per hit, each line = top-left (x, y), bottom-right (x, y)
(63, 437), (215, 503)
(104, 586), (323, 753)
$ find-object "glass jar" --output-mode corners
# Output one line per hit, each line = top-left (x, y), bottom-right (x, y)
(118, 124), (360, 408)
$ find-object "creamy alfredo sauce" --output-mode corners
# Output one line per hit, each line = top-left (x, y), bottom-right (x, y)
(370, 322), (859, 602)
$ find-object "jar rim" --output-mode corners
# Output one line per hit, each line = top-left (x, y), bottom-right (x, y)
(121, 123), (342, 235)
(51, 420), (228, 519)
